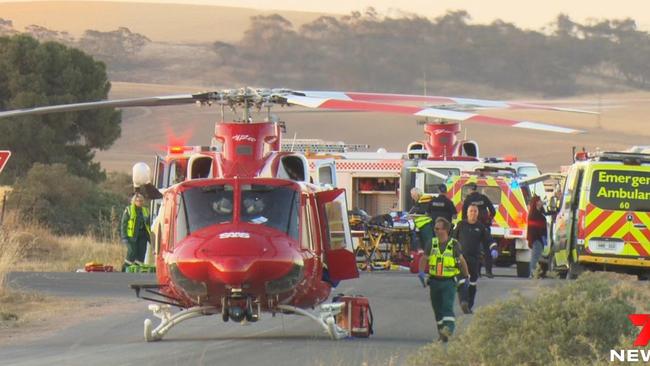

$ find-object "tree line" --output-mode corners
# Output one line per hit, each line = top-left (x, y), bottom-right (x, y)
(213, 10), (650, 96)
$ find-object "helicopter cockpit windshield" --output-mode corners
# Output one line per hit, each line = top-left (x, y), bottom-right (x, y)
(183, 184), (235, 232)
(241, 184), (299, 240)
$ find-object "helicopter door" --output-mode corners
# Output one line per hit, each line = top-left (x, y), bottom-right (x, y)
(313, 159), (337, 186)
(151, 155), (167, 217)
(315, 188), (359, 281)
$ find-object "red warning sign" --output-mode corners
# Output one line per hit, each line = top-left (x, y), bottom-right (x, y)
(0, 151), (11, 174)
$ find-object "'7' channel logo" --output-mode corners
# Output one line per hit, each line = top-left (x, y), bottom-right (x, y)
(629, 314), (650, 347)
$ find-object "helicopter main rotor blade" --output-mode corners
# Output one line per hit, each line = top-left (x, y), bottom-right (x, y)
(284, 95), (582, 134)
(291, 90), (599, 115)
(0, 94), (201, 119)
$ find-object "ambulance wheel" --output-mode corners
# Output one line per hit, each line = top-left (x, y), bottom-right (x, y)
(516, 262), (530, 278)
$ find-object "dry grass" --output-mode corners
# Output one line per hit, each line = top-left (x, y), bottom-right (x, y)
(1, 212), (125, 273)
(408, 272), (650, 366)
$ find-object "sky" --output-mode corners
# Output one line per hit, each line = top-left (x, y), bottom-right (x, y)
(2, 0), (649, 30)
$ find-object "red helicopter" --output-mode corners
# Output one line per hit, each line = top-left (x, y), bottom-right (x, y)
(0, 88), (591, 341)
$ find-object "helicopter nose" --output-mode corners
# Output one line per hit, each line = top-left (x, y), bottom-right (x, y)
(174, 228), (303, 288)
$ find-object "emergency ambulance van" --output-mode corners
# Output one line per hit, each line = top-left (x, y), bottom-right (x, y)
(443, 170), (533, 277)
(552, 151), (650, 279)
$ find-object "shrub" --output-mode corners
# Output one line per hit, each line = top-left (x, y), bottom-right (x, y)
(409, 272), (647, 366)
(7, 163), (124, 235)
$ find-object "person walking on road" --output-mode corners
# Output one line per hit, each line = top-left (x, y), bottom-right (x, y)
(462, 183), (497, 278)
(527, 195), (547, 278)
(452, 204), (497, 313)
(120, 193), (150, 272)
(418, 217), (469, 342)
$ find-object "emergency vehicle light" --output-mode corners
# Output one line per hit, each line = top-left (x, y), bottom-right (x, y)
(169, 146), (196, 154)
(574, 151), (588, 161)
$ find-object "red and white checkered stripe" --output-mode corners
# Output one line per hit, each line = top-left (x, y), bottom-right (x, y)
(308, 160), (402, 172)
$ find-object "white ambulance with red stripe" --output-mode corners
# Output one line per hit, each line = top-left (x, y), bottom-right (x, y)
(552, 151), (650, 279)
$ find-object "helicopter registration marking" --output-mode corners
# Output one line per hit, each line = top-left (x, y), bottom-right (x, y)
(219, 232), (250, 239)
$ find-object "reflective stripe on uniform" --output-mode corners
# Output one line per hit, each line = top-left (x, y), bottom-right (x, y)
(414, 215), (432, 228)
(442, 316), (456, 322)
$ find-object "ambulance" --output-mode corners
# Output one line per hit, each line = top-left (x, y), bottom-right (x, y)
(552, 151), (650, 279)
(410, 167), (538, 277)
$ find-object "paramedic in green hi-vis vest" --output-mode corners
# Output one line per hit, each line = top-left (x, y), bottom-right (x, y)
(418, 217), (469, 342)
(120, 193), (151, 272)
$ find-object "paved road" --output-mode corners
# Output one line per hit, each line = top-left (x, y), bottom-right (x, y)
(2, 269), (550, 366)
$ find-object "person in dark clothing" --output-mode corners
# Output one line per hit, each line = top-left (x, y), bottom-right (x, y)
(462, 183), (497, 277)
(452, 204), (496, 313)
(120, 193), (150, 271)
(430, 184), (457, 224)
(527, 195), (548, 278)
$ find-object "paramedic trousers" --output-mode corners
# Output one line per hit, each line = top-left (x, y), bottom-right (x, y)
(429, 277), (457, 335)
(417, 222), (434, 253)
(123, 235), (148, 271)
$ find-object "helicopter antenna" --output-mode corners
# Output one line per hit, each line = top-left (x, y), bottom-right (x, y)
(423, 69), (427, 96)
(290, 132), (298, 152)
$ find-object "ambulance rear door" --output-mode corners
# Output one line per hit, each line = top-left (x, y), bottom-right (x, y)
(553, 164), (584, 267)
(585, 166), (650, 262)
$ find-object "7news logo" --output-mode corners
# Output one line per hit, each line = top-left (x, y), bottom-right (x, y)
(610, 314), (650, 362)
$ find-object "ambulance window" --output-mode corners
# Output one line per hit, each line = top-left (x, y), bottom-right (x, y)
(182, 184), (234, 233)
(589, 170), (650, 212)
(424, 168), (460, 193)
(517, 166), (540, 178)
(318, 166), (333, 185)
(518, 166), (544, 199)
(461, 185), (501, 205)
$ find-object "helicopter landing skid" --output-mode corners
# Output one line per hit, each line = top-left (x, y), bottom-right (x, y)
(144, 304), (217, 342)
(277, 303), (349, 340)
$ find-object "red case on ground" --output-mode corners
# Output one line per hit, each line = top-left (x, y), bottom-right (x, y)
(409, 250), (429, 273)
(334, 295), (374, 338)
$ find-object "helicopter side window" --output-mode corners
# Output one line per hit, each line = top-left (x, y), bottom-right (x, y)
(182, 184), (234, 233)
(169, 159), (188, 185)
(241, 184), (299, 240)
(190, 156), (213, 179)
(301, 196), (314, 251)
(175, 194), (189, 244)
